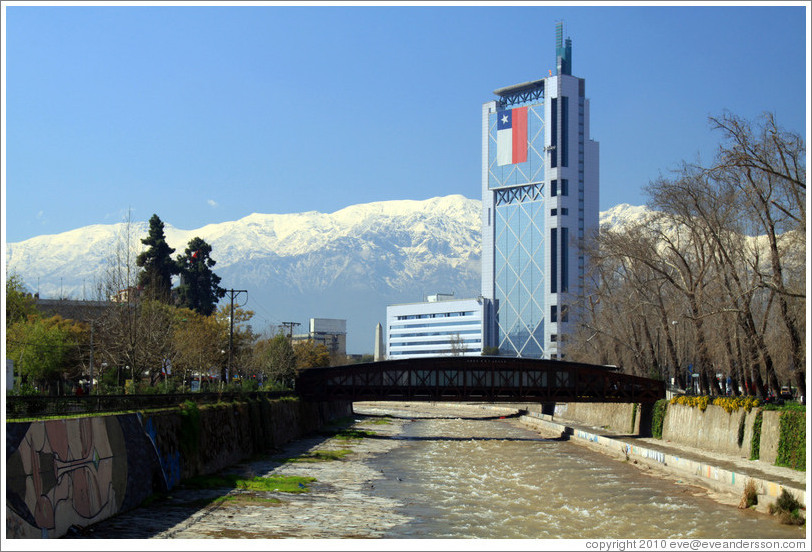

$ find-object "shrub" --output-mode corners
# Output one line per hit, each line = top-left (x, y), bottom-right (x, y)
(178, 400), (201, 456)
(750, 410), (763, 461)
(671, 395), (710, 411)
(738, 479), (758, 509)
(768, 489), (805, 526)
(652, 399), (668, 439)
(775, 410), (805, 471)
(670, 395), (760, 413)
(737, 412), (747, 448)
(713, 396), (760, 413)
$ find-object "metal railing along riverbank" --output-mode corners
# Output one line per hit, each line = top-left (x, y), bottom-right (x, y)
(5, 391), (296, 420)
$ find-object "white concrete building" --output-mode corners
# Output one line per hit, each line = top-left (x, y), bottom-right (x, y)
(293, 318), (347, 356)
(386, 294), (487, 359)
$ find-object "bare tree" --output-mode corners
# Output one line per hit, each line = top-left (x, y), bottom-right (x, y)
(708, 112), (805, 394)
(570, 112), (804, 399)
(93, 210), (145, 385)
(449, 333), (468, 356)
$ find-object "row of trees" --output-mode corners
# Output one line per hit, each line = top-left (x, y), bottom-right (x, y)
(565, 112), (805, 398)
(6, 213), (335, 394)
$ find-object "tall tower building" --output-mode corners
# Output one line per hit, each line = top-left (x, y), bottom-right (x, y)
(481, 23), (599, 359)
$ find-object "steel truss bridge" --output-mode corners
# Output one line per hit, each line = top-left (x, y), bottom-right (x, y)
(296, 356), (665, 404)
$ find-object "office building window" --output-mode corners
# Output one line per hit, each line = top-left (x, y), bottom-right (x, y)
(551, 228), (558, 294)
(561, 96), (569, 167)
(551, 98), (558, 168)
(561, 227), (569, 293)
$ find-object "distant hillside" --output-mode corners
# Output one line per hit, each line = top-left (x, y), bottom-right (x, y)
(6, 195), (648, 353)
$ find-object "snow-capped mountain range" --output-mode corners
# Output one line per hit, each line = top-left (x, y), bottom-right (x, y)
(5, 195), (648, 353)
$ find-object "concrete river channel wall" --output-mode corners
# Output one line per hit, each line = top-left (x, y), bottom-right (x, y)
(5, 397), (351, 538)
(520, 401), (806, 511)
(4, 398), (805, 539)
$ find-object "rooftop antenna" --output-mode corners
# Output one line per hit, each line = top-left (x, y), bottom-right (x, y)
(555, 21), (572, 76)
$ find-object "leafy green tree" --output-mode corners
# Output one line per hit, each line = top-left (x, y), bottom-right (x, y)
(294, 340), (331, 371)
(6, 315), (87, 393)
(253, 332), (296, 388)
(136, 214), (177, 303)
(175, 237), (226, 316)
(6, 274), (37, 328)
(172, 307), (226, 383)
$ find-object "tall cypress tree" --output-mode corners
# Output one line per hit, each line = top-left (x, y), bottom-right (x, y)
(176, 237), (226, 316)
(136, 214), (177, 303)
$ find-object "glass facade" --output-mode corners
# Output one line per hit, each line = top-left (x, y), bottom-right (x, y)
(486, 100), (547, 357)
(494, 198), (546, 356)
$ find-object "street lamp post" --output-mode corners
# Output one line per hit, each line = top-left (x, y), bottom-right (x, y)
(671, 320), (679, 387)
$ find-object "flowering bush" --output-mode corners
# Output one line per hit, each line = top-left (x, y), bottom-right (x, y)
(670, 395), (759, 413)
(671, 395), (710, 411)
(713, 396), (760, 413)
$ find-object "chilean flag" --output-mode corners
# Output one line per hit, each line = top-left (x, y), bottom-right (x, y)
(496, 107), (528, 166)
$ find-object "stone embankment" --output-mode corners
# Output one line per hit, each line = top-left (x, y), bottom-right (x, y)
(6, 397), (352, 539)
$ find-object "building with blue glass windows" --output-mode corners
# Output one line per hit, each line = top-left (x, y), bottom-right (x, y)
(481, 24), (599, 359)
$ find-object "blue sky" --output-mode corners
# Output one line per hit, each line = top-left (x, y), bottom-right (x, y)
(3, 2), (809, 243)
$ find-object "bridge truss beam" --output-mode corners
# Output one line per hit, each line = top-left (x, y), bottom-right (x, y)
(296, 357), (665, 404)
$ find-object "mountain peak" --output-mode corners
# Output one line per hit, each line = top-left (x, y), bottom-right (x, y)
(6, 195), (640, 353)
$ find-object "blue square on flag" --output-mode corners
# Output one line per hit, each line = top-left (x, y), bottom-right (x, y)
(497, 109), (512, 131)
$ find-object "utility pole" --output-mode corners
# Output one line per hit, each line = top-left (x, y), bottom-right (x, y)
(281, 321), (300, 342)
(89, 321), (94, 394)
(225, 289), (247, 384)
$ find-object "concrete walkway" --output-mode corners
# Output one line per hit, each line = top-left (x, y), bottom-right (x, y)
(518, 410), (807, 513)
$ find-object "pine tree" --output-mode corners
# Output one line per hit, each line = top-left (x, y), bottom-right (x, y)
(136, 214), (177, 303)
(176, 237), (226, 316)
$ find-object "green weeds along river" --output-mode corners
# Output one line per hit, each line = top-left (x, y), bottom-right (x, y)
(69, 403), (805, 540)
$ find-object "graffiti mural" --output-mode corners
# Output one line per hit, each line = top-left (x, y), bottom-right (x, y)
(6, 399), (350, 538)
(6, 414), (164, 539)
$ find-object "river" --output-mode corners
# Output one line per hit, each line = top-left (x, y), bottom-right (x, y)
(70, 402), (805, 541)
(356, 403), (804, 539)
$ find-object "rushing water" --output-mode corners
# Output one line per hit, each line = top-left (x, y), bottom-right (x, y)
(358, 406), (804, 539)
